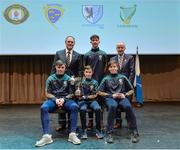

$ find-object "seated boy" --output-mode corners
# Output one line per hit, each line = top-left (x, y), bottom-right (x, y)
(78, 65), (103, 139)
(98, 60), (139, 143)
(35, 60), (81, 147)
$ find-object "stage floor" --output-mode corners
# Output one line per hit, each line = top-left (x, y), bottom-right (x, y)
(0, 102), (180, 149)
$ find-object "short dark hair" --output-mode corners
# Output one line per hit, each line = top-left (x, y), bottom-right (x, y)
(107, 60), (118, 68)
(90, 34), (99, 40)
(55, 60), (65, 66)
(84, 65), (93, 71)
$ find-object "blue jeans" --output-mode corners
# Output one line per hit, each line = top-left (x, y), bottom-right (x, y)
(79, 100), (101, 131)
(40, 99), (79, 134)
(105, 97), (137, 133)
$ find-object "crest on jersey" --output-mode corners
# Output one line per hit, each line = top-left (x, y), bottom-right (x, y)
(90, 85), (94, 91)
(119, 79), (123, 85)
(99, 55), (102, 61)
(63, 81), (67, 87)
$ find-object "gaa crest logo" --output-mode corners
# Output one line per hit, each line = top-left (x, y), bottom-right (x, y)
(43, 4), (64, 28)
(82, 5), (103, 24)
(90, 85), (94, 91)
(63, 81), (67, 87)
(99, 55), (102, 61)
(3, 4), (29, 25)
(119, 79), (123, 85)
(120, 5), (136, 25)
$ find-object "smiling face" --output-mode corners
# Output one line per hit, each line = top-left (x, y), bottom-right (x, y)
(108, 62), (118, 74)
(90, 37), (100, 49)
(84, 68), (93, 79)
(65, 36), (75, 51)
(116, 42), (126, 55)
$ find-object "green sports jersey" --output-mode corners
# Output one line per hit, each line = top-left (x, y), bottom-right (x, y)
(81, 78), (98, 96)
(45, 73), (73, 99)
(98, 73), (134, 99)
(84, 48), (107, 83)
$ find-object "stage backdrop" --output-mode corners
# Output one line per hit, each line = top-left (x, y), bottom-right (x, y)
(0, 55), (180, 104)
(0, 0), (180, 55)
(0, 0), (180, 104)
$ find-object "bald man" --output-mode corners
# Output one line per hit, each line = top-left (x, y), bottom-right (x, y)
(110, 42), (135, 129)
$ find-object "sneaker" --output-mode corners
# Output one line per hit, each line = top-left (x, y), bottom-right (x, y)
(87, 121), (93, 130)
(131, 131), (140, 143)
(81, 130), (88, 140)
(68, 132), (81, 145)
(96, 130), (104, 139)
(106, 133), (114, 143)
(35, 134), (53, 147)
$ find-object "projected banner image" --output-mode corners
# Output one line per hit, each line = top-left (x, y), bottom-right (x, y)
(0, 0), (180, 55)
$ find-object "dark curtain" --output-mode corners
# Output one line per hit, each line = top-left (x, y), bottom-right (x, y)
(0, 55), (180, 104)
(0, 56), (53, 104)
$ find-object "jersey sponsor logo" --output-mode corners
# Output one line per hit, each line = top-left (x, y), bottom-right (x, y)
(82, 5), (103, 24)
(4, 4), (29, 24)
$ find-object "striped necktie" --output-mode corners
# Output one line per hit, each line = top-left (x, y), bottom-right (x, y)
(67, 51), (71, 66)
(118, 54), (124, 70)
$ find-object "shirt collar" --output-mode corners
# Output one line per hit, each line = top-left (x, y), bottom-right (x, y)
(65, 49), (73, 54)
(118, 53), (124, 59)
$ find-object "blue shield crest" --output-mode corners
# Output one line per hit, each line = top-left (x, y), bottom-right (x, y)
(48, 8), (61, 23)
(44, 4), (64, 28)
(82, 5), (103, 24)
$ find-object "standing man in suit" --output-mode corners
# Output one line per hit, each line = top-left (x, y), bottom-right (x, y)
(51, 36), (82, 131)
(51, 36), (82, 77)
(83, 34), (107, 129)
(110, 42), (135, 129)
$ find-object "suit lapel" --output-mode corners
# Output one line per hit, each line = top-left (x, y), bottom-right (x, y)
(62, 49), (66, 64)
(115, 55), (118, 62)
(121, 54), (127, 70)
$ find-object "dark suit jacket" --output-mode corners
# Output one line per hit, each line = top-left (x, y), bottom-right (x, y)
(51, 49), (82, 77)
(110, 54), (135, 84)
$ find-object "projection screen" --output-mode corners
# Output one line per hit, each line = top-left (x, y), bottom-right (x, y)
(0, 0), (180, 55)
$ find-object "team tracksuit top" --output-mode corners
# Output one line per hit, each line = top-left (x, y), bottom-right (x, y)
(45, 73), (74, 101)
(80, 78), (99, 101)
(98, 73), (134, 99)
(84, 48), (107, 82)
